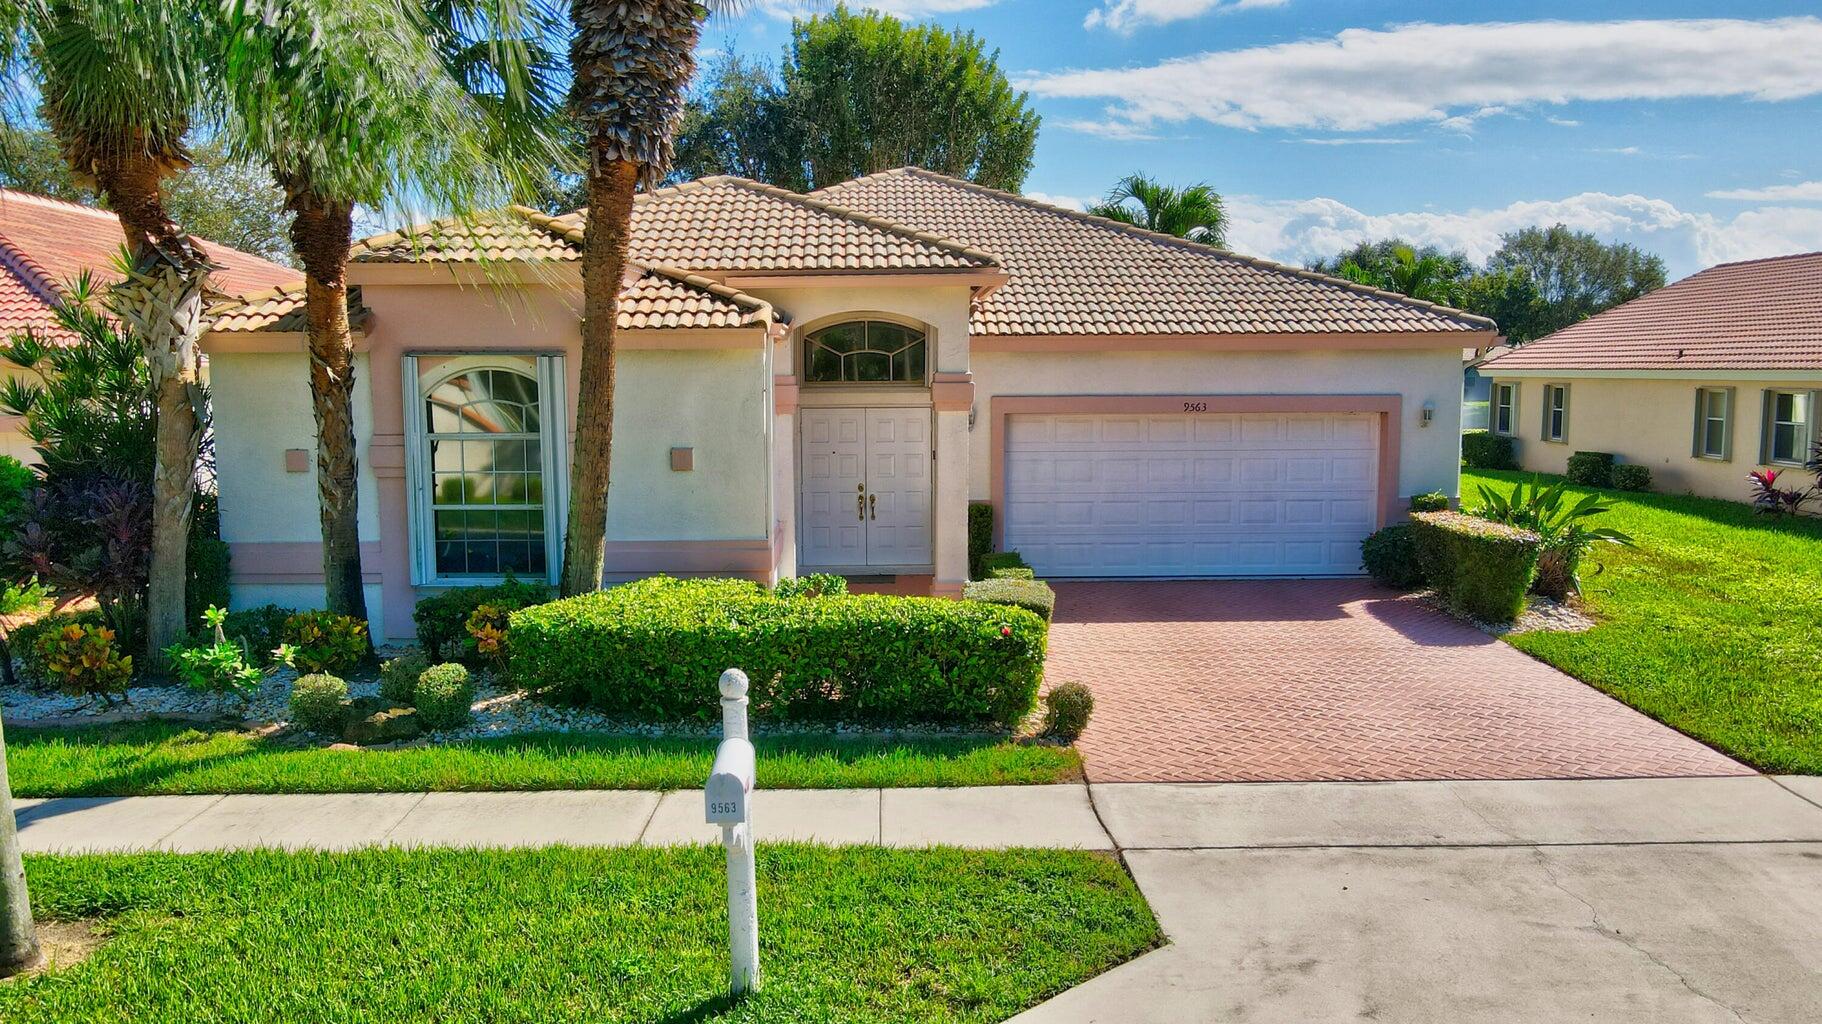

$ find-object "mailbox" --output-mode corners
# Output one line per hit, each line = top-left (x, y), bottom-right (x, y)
(706, 737), (755, 825)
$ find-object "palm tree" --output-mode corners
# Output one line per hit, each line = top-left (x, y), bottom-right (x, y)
(559, 0), (740, 596)
(1087, 173), (1227, 246)
(1, 1), (215, 669)
(1338, 245), (1461, 306)
(0, 717), (35, 977)
(218, 0), (565, 623)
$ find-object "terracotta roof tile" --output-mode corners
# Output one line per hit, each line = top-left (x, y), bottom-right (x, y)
(813, 167), (1491, 337)
(352, 207), (579, 264)
(1482, 251), (1822, 372)
(615, 265), (771, 330)
(207, 283), (373, 334)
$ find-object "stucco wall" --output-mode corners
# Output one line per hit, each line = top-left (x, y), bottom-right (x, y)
(972, 347), (1465, 503)
(1489, 374), (1822, 503)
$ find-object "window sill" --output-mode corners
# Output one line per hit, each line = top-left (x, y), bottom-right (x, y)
(1693, 454), (1731, 463)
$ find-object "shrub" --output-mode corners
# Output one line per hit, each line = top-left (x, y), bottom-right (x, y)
(1748, 469), (1813, 516)
(35, 620), (134, 703)
(289, 672), (349, 734)
(205, 604), (293, 666)
(962, 577), (1056, 622)
(414, 662), (475, 729)
(1565, 451), (1615, 488)
(282, 609), (369, 675)
(464, 604), (511, 672)
(413, 576), (551, 661)
(967, 502), (993, 578)
(987, 565), (1035, 580)
(1409, 511), (1541, 623)
(1408, 491), (1449, 513)
(8, 609), (105, 687)
(1461, 430), (1517, 470)
(166, 606), (264, 706)
(507, 576), (1047, 727)
(0, 576), (51, 616)
(379, 653), (430, 706)
(773, 573), (848, 599)
(186, 534), (231, 625)
(1360, 524), (1424, 589)
(1612, 464), (1651, 492)
(0, 454), (31, 530)
(1471, 476), (1633, 599)
(977, 550), (1030, 579)
(1041, 682), (1094, 740)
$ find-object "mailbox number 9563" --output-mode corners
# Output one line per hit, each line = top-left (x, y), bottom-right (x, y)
(709, 801), (741, 817)
(1183, 402), (1208, 413)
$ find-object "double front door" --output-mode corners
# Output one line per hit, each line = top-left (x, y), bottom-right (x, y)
(799, 407), (933, 568)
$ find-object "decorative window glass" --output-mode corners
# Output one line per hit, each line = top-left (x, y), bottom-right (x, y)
(1695, 388), (1731, 460)
(1492, 383), (1518, 435)
(1543, 384), (1569, 442)
(803, 320), (927, 384)
(1765, 390), (1814, 465)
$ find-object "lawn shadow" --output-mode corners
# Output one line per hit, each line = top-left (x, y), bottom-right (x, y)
(10, 721), (281, 797)
(1357, 595), (1500, 649)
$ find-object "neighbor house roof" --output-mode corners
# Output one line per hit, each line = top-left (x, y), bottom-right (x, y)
(0, 188), (300, 343)
(813, 167), (1493, 337)
(1482, 251), (1822, 372)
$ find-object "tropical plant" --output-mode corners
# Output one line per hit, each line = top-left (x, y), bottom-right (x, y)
(281, 609), (369, 675)
(1336, 244), (1464, 306)
(1747, 469), (1813, 517)
(1087, 174), (1226, 245)
(34, 619), (134, 704)
(1472, 476), (1634, 599)
(165, 606), (266, 707)
(5, 479), (151, 652)
(464, 603), (511, 672)
(559, 0), (739, 595)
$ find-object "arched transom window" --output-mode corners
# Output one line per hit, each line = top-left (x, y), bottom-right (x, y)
(803, 320), (927, 384)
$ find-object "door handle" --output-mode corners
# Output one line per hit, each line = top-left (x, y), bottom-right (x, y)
(868, 493), (877, 520)
(857, 485), (866, 521)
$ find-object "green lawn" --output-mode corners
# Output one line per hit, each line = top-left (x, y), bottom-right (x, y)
(1463, 469), (1822, 773)
(3, 722), (1079, 796)
(0, 846), (1159, 1022)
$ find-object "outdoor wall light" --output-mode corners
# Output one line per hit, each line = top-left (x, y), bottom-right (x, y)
(1420, 403), (1436, 428)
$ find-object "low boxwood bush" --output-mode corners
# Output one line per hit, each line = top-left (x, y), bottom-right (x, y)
(1565, 451), (1615, 488)
(1409, 511), (1542, 623)
(414, 662), (475, 730)
(1360, 524), (1424, 589)
(289, 672), (348, 734)
(1408, 491), (1449, 513)
(987, 566), (1036, 580)
(962, 577), (1056, 623)
(379, 653), (430, 706)
(1612, 464), (1652, 492)
(1042, 682), (1094, 740)
(968, 502), (993, 578)
(507, 576), (1046, 727)
(414, 576), (551, 661)
(1461, 430), (1517, 470)
(773, 573), (848, 599)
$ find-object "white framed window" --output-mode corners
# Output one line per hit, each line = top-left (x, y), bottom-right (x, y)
(802, 320), (927, 385)
(1492, 382), (1518, 436)
(1541, 384), (1569, 442)
(1762, 389), (1816, 466)
(401, 353), (568, 585)
(1692, 387), (1733, 461)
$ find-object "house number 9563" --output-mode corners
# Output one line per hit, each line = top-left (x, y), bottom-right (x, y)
(1183, 402), (1209, 412)
(709, 801), (740, 816)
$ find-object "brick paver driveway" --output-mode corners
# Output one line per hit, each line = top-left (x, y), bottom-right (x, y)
(1048, 580), (1750, 784)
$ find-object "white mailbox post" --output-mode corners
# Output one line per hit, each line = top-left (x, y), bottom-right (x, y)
(705, 668), (759, 994)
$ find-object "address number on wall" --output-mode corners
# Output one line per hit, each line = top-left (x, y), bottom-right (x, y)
(1182, 402), (1209, 413)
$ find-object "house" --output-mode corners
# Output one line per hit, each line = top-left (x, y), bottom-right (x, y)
(1478, 251), (1822, 502)
(0, 188), (299, 463)
(1462, 342), (1512, 431)
(203, 168), (1495, 641)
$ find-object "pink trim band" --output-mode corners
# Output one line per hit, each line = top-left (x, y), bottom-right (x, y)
(970, 330), (1495, 353)
(774, 375), (800, 415)
(230, 541), (385, 584)
(931, 372), (974, 412)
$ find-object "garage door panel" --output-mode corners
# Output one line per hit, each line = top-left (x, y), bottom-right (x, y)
(1003, 411), (1380, 578)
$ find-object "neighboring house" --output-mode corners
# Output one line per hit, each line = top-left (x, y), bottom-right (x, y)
(1462, 343), (1512, 431)
(203, 168), (1494, 641)
(0, 188), (299, 463)
(1479, 251), (1822, 503)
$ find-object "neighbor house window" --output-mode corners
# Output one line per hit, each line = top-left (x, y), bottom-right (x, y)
(1762, 389), (1816, 465)
(1541, 384), (1569, 442)
(803, 320), (927, 384)
(1492, 382), (1518, 436)
(403, 354), (567, 583)
(1693, 388), (1732, 460)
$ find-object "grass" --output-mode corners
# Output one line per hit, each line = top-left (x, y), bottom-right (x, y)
(0, 845), (1160, 1022)
(3, 721), (1081, 797)
(1463, 469), (1822, 773)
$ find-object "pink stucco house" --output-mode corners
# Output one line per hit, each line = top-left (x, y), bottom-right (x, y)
(203, 168), (1494, 641)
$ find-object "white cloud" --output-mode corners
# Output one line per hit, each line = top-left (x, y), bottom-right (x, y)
(1223, 191), (1822, 280)
(1023, 18), (1822, 134)
(756, 0), (996, 19)
(1287, 137), (1414, 146)
(1024, 191), (1091, 212)
(1546, 116), (1582, 127)
(1084, 0), (1288, 33)
(1592, 146), (1643, 155)
(1707, 180), (1822, 201)
(1057, 118), (1164, 142)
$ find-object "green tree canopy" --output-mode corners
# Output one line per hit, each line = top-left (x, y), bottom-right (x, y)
(673, 5), (1039, 192)
(1087, 174), (1226, 246)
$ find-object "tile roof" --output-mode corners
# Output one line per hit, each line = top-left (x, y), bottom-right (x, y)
(813, 167), (1492, 337)
(0, 188), (300, 343)
(1481, 251), (1822, 372)
(616, 265), (771, 330)
(352, 207), (580, 264)
(206, 283), (373, 334)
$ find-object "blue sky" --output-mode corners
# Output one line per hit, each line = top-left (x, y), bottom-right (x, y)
(704, 2), (1822, 279)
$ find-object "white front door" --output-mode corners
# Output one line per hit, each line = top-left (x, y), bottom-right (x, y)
(799, 407), (933, 569)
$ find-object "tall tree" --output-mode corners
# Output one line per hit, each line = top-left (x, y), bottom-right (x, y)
(3, 0), (216, 668)
(1325, 242), (1471, 306)
(560, 0), (736, 596)
(1088, 174), (1227, 246)
(672, 6), (1040, 192)
(1484, 224), (1666, 340)
(220, 0), (563, 623)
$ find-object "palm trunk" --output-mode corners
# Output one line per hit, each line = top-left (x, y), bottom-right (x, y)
(0, 717), (39, 977)
(559, 158), (641, 596)
(286, 189), (370, 626)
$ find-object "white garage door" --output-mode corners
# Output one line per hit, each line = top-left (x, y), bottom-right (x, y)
(1002, 411), (1380, 577)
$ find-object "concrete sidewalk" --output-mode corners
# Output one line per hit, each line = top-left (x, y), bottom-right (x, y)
(15, 775), (1822, 1023)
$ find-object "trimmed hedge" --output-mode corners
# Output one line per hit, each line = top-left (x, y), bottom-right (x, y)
(987, 566), (1036, 580)
(507, 577), (1047, 727)
(963, 577), (1056, 622)
(1461, 430), (1517, 470)
(1360, 524), (1424, 589)
(1566, 451), (1615, 488)
(968, 502), (993, 578)
(414, 577), (551, 661)
(1612, 463), (1651, 492)
(1409, 511), (1542, 623)
(1408, 491), (1449, 513)
(415, 662), (475, 729)
(773, 573), (848, 599)
(977, 551), (1030, 578)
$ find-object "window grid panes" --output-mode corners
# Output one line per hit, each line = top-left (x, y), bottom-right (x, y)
(1699, 389), (1728, 458)
(1545, 385), (1567, 441)
(803, 321), (927, 384)
(423, 367), (547, 577)
(1769, 391), (1811, 464)
(1493, 384), (1516, 435)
